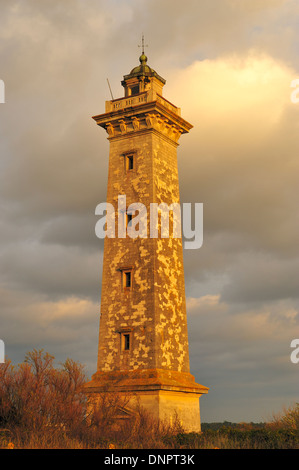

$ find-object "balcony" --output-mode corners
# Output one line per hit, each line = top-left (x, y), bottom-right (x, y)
(105, 90), (180, 116)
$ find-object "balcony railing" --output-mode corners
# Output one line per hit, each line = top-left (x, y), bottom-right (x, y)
(109, 93), (148, 111)
(106, 91), (180, 116)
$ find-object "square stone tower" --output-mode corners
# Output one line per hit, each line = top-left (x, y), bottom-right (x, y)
(84, 49), (208, 432)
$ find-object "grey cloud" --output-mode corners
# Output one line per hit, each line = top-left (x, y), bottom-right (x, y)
(1, 0), (299, 422)
(0, 241), (103, 301)
(0, 286), (99, 377)
(220, 253), (299, 303)
(187, 295), (298, 421)
(127, 0), (297, 68)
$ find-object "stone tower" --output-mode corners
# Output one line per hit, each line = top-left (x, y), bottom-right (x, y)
(84, 49), (208, 432)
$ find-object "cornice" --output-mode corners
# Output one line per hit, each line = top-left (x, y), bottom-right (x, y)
(92, 100), (193, 144)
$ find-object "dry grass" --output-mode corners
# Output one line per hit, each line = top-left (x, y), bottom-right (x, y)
(0, 350), (298, 449)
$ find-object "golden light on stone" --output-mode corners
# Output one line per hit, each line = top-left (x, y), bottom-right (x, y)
(84, 48), (208, 432)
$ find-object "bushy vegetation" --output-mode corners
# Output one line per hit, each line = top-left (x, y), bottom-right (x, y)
(171, 425), (298, 449)
(0, 350), (298, 449)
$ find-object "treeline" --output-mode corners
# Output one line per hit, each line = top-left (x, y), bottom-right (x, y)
(201, 421), (266, 431)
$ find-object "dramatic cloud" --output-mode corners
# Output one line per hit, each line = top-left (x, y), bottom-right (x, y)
(187, 294), (298, 421)
(0, 0), (298, 422)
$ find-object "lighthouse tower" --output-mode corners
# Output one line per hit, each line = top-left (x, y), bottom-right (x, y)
(84, 45), (208, 432)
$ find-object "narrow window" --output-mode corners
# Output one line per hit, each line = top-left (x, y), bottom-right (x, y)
(130, 85), (139, 96)
(118, 329), (132, 353)
(127, 212), (133, 227)
(123, 333), (130, 351)
(122, 152), (136, 173)
(120, 267), (133, 293)
(126, 154), (134, 171)
(124, 271), (131, 288)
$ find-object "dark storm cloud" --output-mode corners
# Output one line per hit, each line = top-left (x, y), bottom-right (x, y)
(0, 241), (103, 301)
(186, 294), (298, 421)
(220, 253), (299, 303)
(0, 0), (298, 421)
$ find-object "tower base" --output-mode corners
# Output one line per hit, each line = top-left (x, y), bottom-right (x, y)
(84, 369), (208, 433)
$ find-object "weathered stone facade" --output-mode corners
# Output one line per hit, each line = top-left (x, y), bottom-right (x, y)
(84, 53), (208, 432)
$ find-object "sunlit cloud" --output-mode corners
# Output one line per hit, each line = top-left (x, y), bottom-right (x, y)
(0, 0), (298, 422)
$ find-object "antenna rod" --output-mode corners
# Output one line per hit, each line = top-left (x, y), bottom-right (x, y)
(107, 78), (114, 100)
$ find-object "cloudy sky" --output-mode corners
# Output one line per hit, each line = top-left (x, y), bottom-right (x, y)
(0, 0), (298, 423)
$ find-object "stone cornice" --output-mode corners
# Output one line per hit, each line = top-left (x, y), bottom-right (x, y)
(92, 100), (193, 144)
(83, 369), (209, 395)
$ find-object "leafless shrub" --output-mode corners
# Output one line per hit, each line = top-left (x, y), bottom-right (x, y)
(268, 403), (299, 431)
(0, 350), (189, 448)
(0, 349), (86, 437)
